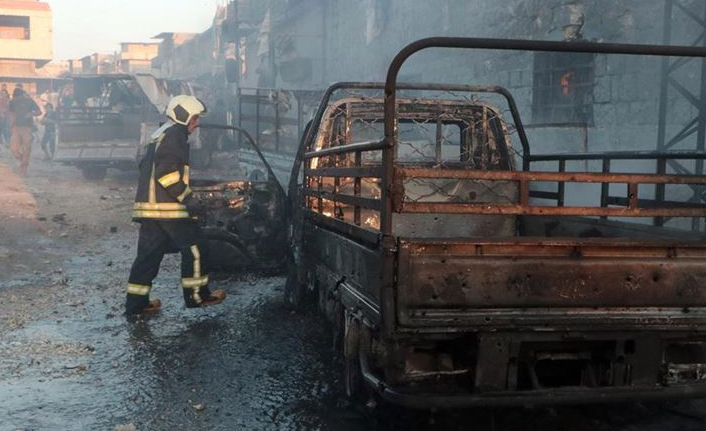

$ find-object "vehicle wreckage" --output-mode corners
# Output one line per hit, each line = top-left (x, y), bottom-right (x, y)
(53, 73), (208, 180)
(190, 124), (288, 271)
(282, 38), (706, 408)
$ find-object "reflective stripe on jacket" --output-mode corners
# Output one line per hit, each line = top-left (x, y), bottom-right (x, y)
(132, 123), (193, 221)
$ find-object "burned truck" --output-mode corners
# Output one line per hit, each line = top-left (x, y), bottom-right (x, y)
(53, 74), (198, 180)
(286, 39), (706, 407)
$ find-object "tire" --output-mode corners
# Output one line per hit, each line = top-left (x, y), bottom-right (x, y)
(81, 165), (107, 181)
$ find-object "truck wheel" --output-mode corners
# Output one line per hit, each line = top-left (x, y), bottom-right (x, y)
(81, 166), (107, 181)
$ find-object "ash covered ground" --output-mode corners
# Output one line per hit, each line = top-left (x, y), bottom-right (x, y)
(1, 149), (705, 431)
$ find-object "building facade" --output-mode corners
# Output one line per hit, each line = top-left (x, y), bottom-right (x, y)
(118, 42), (159, 74)
(152, 0), (703, 160)
(0, 0), (57, 97)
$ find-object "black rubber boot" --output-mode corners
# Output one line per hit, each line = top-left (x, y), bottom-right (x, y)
(126, 294), (154, 315)
(184, 286), (226, 308)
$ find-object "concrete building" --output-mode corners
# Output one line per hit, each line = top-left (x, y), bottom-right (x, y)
(81, 53), (117, 75)
(152, 32), (196, 78)
(118, 42), (159, 74)
(67, 58), (83, 75)
(0, 0), (57, 96)
(151, 0), (703, 168)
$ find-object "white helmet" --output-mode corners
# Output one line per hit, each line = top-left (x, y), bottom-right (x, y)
(166, 95), (207, 126)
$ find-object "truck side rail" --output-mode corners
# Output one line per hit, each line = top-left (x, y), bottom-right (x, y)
(527, 151), (706, 226)
(58, 107), (120, 125)
(393, 167), (706, 218)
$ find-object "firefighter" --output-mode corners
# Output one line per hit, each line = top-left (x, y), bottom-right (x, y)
(125, 95), (226, 315)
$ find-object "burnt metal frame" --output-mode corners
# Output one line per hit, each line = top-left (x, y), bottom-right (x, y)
(527, 150), (706, 223)
(288, 39), (706, 407)
(296, 84), (528, 244)
(382, 38), (706, 340)
(289, 82), (528, 196)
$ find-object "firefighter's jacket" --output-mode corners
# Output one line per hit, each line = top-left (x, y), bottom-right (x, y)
(132, 122), (193, 221)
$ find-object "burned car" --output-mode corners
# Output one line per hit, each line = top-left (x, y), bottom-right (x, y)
(189, 125), (288, 271)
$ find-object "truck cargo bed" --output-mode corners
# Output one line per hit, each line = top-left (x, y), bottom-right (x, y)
(397, 237), (706, 329)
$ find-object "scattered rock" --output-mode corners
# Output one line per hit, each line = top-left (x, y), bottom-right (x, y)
(114, 424), (137, 431)
(64, 364), (88, 372)
(191, 403), (205, 412)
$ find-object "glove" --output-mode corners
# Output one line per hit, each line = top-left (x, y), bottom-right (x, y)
(183, 194), (205, 217)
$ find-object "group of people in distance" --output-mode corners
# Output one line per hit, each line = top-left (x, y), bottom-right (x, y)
(0, 83), (57, 176)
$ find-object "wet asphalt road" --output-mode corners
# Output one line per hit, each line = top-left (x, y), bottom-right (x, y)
(2, 152), (706, 430)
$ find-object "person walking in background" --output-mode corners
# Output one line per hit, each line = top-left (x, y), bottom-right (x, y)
(0, 85), (10, 147)
(40, 102), (57, 160)
(9, 88), (41, 176)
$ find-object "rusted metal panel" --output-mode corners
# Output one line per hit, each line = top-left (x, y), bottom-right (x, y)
(396, 238), (706, 327)
(400, 237), (706, 254)
(395, 167), (706, 184)
(395, 167), (706, 217)
(397, 167), (706, 184)
(400, 307), (706, 331)
(303, 223), (382, 304)
(398, 202), (706, 217)
(399, 256), (706, 309)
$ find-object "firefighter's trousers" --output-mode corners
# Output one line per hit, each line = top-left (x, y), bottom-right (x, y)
(126, 220), (211, 313)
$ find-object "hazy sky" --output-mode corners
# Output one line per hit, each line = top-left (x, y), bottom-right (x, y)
(47, 0), (223, 60)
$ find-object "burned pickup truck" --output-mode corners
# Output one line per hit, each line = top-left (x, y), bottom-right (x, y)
(286, 38), (706, 407)
(54, 74), (200, 180)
